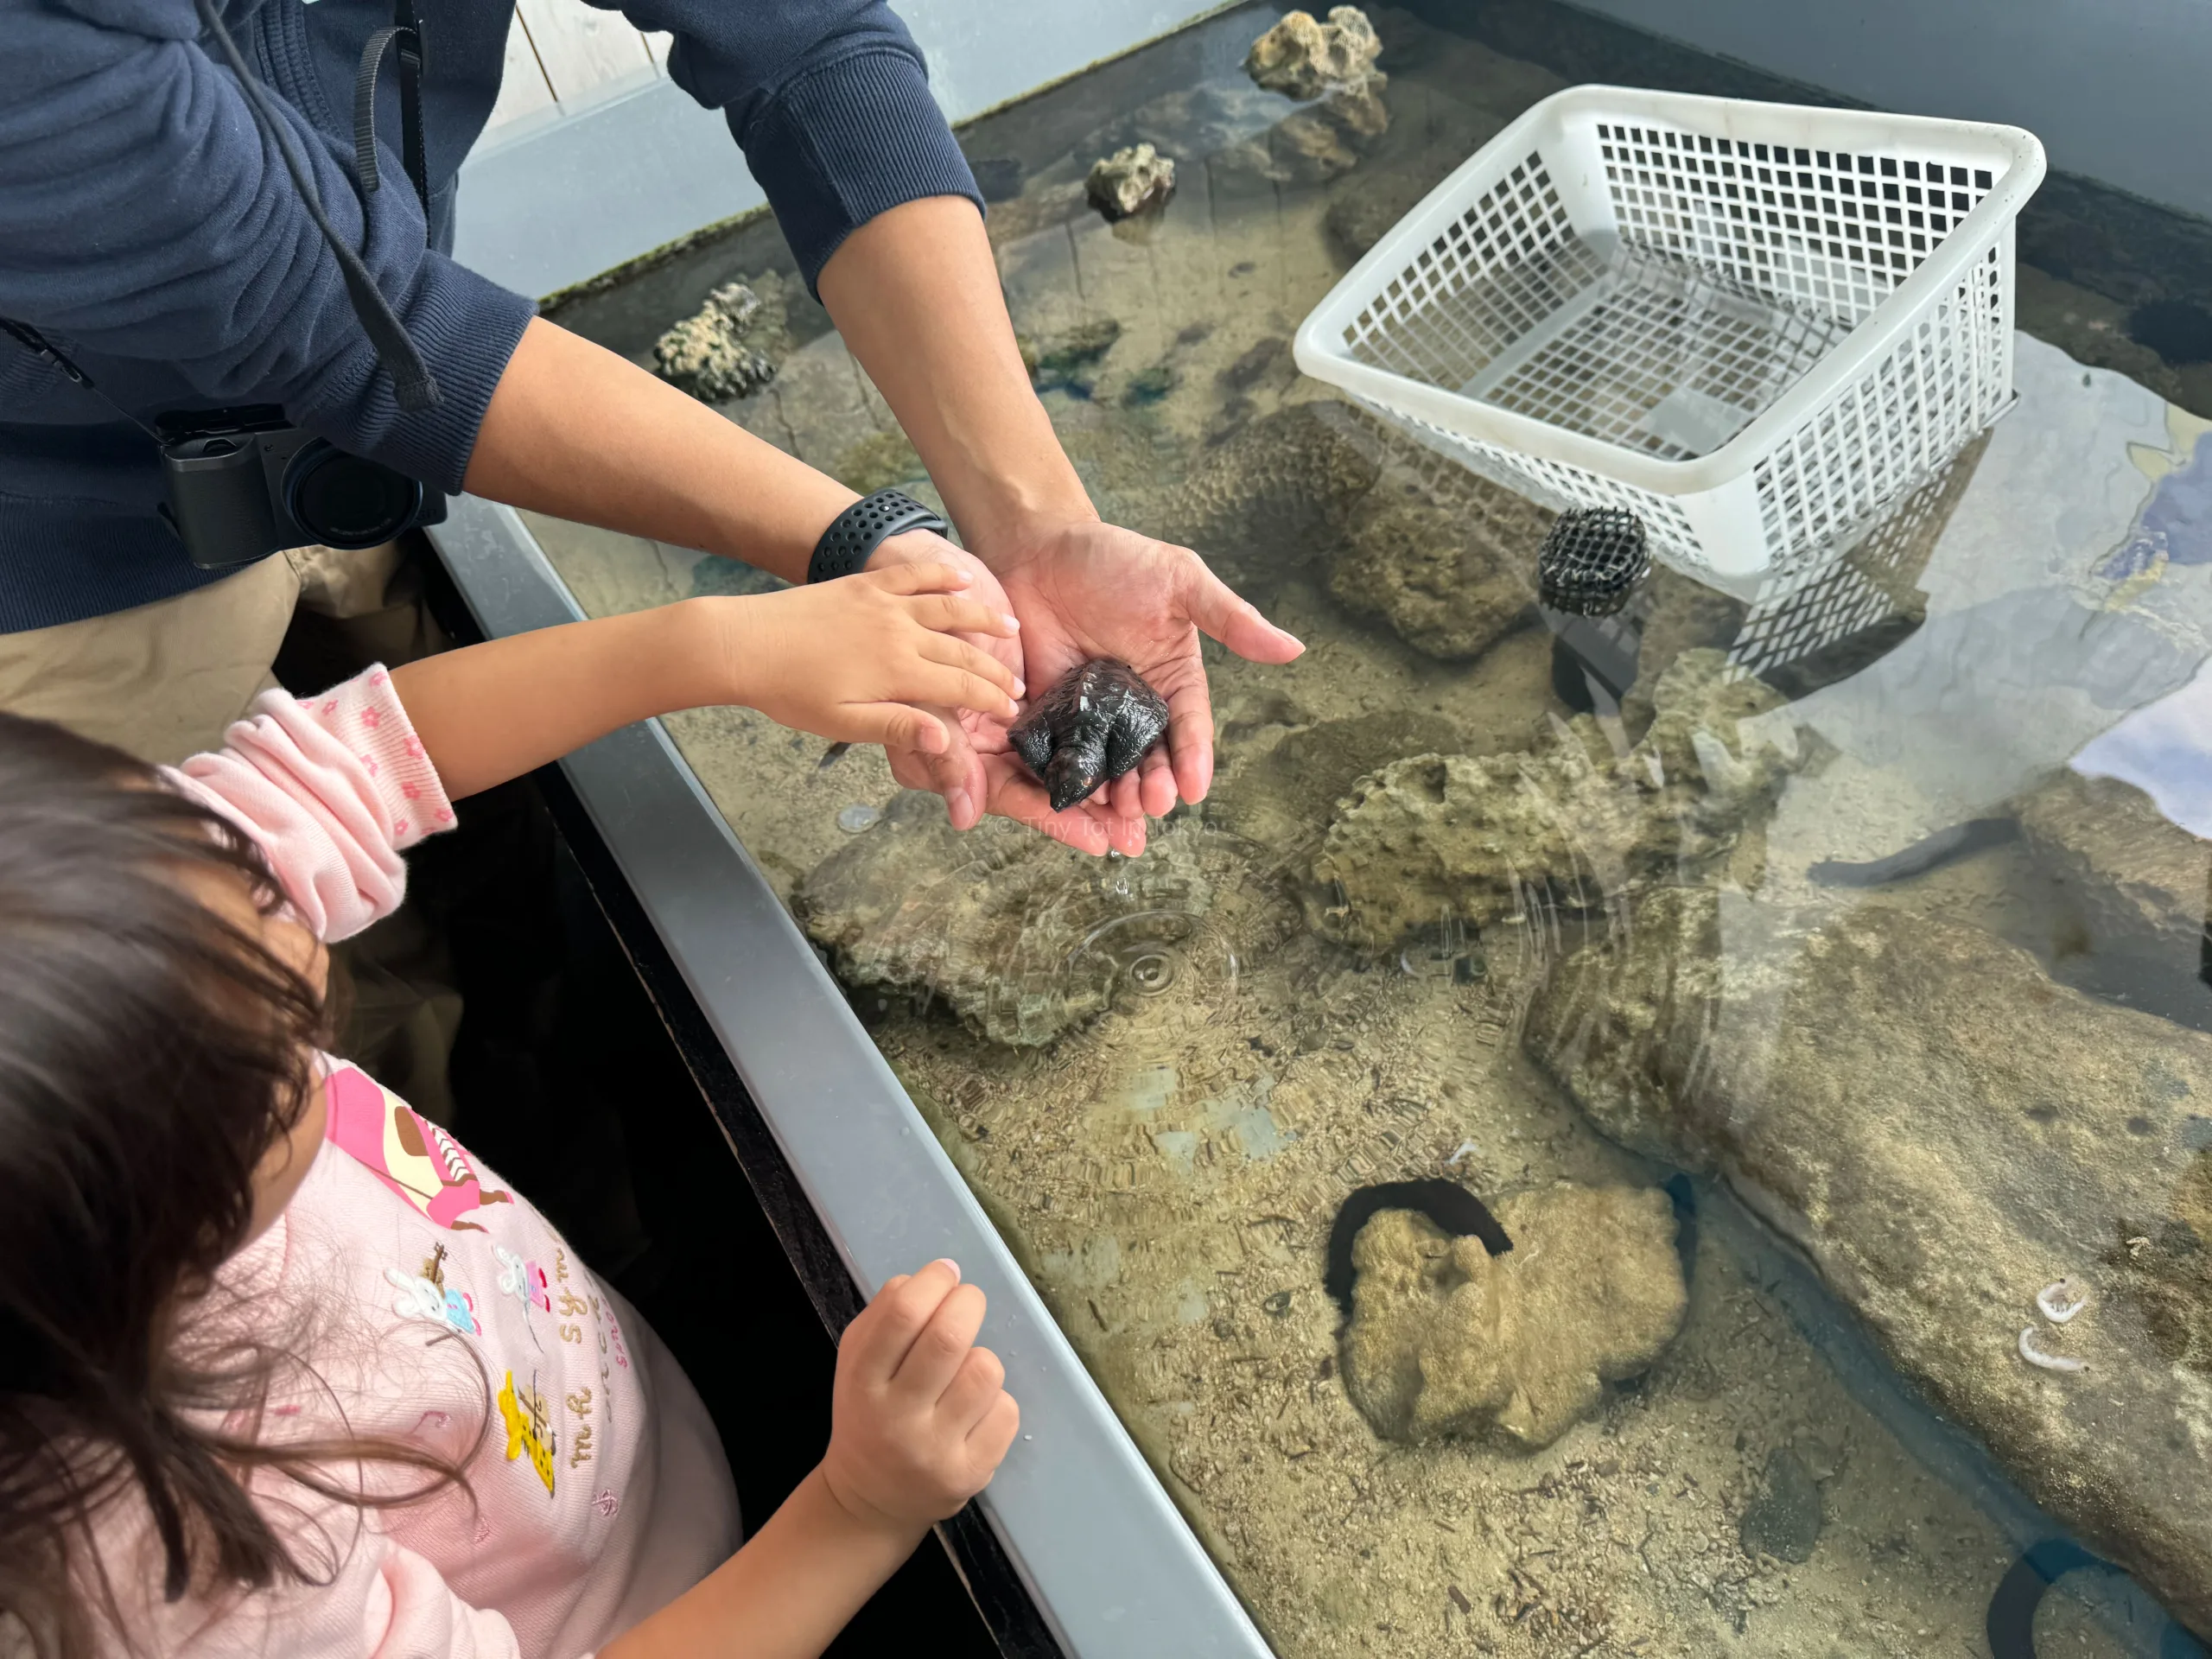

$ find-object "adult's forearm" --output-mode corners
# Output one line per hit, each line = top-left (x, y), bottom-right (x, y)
(599, 1466), (926, 1659)
(462, 316), (855, 582)
(817, 195), (1095, 556)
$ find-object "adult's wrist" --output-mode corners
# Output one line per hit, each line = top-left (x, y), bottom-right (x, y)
(811, 489), (947, 583)
(861, 524), (959, 572)
(956, 484), (1100, 569)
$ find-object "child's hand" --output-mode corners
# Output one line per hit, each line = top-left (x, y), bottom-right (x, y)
(819, 1259), (1020, 1534)
(721, 563), (1022, 753)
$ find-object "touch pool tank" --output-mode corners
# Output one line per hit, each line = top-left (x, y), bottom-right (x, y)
(526, 4), (2212, 1652)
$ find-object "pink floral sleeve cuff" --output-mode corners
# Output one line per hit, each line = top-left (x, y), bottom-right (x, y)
(301, 664), (454, 849)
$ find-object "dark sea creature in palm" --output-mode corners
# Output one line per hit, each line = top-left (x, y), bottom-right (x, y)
(1009, 658), (1171, 810)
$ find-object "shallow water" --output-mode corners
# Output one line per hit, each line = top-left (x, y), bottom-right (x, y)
(529, 5), (2212, 1653)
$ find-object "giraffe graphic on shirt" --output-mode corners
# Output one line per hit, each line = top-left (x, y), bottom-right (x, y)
(322, 1065), (512, 1231)
(497, 1370), (558, 1497)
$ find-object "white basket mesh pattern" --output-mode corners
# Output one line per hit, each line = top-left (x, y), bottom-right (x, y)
(1469, 246), (1854, 459)
(1344, 156), (1581, 391)
(1597, 124), (1995, 321)
(1298, 90), (2035, 580)
(1351, 393), (1706, 560)
(1731, 556), (1896, 677)
(1751, 249), (2007, 578)
(1731, 429), (1988, 675)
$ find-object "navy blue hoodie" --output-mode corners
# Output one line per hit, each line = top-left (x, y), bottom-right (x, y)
(0, 0), (979, 631)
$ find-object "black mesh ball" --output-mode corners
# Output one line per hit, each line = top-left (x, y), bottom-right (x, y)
(1537, 506), (1650, 617)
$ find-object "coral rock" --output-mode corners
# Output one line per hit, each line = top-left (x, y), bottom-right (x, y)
(798, 798), (1294, 1048)
(1246, 6), (1384, 100)
(1243, 4), (1391, 184)
(1340, 1185), (1687, 1447)
(1151, 399), (1540, 638)
(1522, 885), (2212, 1632)
(1327, 487), (1542, 659)
(1309, 650), (1797, 951)
(1149, 402), (1385, 591)
(652, 279), (785, 403)
(1206, 710), (1463, 850)
(1087, 144), (1177, 221)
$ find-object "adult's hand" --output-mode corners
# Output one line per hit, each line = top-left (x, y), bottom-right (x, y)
(977, 518), (1304, 829)
(866, 531), (1143, 856)
(870, 522), (1303, 855)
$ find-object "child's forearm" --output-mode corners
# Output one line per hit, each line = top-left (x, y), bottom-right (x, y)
(600, 1466), (930, 1659)
(390, 600), (733, 800)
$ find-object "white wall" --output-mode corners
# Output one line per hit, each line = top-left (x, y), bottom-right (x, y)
(456, 0), (1224, 299)
(1572, 0), (2212, 222)
(484, 2), (671, 137)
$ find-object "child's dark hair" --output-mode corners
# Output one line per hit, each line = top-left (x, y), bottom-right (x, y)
(0, 714), (472, 1658)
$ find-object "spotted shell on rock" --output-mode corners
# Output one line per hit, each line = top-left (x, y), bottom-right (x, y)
(1009, 658), (1170, 811)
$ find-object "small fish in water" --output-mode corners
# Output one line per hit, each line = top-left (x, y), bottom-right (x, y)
(1009, 658), (1170, 811)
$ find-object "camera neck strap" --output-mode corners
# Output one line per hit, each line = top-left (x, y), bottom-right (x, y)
(191, 0), (442, 412)
(354, 0), (432, 214)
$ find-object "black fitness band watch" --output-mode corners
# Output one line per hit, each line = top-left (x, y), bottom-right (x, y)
(806, 487), (949, 583)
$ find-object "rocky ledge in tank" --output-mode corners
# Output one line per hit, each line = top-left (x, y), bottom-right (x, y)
(1815, 758), (2212, 1010)
(1522, 883), (2212, 1632)
(1144, 398), (1545, 658)
(1309, 648), (1803, 954)
(1340, 1185), (1687, 1448)
(2015, 767), (2212, 986)
(796, 796), (1300, 1047)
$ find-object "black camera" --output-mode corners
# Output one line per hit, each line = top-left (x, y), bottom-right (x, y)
(156, 406), (443, 569)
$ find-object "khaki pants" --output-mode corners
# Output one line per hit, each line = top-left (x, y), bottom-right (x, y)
(0, 540), (439, 764)
(0, 540), (461, 1118)
(0, 552), (302, 766)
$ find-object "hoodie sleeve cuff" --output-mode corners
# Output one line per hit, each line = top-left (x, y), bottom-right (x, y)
(733, 48), (983, 293)
(317, 254), (538, 496)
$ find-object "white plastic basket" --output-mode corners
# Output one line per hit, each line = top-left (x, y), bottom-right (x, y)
(1293, 86), (2045, 582)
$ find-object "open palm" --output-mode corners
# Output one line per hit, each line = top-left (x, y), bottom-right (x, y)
(991, 518), (1303, 827)
(869, 532), (1141, 856)
(871, 520), (1301, 856)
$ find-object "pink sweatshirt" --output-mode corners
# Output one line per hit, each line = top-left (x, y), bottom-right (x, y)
(105, 668), (741, 1658)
